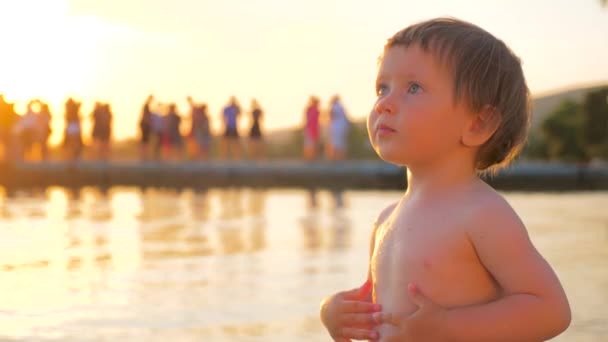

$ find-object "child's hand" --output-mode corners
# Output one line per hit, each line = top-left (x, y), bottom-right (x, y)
(373, 283), (448, 342)
(320, 280), (381, 341)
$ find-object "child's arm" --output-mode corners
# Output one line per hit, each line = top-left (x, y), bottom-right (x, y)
(442, 200), (571, 341)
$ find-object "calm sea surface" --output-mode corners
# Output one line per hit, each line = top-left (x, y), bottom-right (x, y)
(0, 187), (606, 341)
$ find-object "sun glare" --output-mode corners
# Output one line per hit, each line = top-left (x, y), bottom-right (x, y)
(0, 0), (111, 144)
(0, 0), (100, 112)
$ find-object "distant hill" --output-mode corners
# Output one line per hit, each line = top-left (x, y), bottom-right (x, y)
(530, 81), (608, 129)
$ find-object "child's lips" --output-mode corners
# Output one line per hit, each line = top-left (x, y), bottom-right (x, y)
(376, 124), (396, 136)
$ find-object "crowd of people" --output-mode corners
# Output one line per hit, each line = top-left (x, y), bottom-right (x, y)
(0, 93), (352, 163)
(0, 96), (54, 161)
(137, 95), (267, 161)
(0, 95), (112, 162)
(303, 95), (351, 161)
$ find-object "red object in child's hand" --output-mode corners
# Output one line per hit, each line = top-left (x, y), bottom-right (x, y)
(356, 279), (373, 300)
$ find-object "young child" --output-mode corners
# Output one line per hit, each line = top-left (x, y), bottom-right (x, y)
(320, 17), (571, 341)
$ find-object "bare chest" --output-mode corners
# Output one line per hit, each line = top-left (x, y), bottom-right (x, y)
(370, 213), (475, 297)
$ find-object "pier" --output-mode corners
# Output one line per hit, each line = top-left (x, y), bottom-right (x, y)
(0, 160), (607, 191)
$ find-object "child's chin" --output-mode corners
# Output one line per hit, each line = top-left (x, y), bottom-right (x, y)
(376, 149), (407, 166)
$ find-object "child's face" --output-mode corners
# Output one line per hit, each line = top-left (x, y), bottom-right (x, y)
(368, 44), (471, 167)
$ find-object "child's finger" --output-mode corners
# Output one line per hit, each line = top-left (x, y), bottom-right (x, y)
(340, 312), (377, 326)
(407, 283), (433, 308)
(356, 279), (373, 299)
(340, 327), (379, 341)
(372, 311), (403, 327)
(341, 287), (365, 300)
(340, 301), (381, 313)
(343, 279), (372, 300)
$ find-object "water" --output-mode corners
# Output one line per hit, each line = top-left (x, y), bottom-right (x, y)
(0, 187), (606, 341)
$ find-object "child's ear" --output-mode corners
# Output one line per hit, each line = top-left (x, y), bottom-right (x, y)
(461, 106), (501, 147)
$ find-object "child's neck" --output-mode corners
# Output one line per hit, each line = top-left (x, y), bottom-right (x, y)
(404, 154), (478, 200)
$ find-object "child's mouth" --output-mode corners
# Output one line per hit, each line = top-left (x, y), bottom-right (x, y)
(376, 124), (396, 137)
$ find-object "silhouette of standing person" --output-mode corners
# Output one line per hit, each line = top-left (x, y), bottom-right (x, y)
(63, 98), (83, 161)
(221, 96), (241, 160)
(248, 99), (265, 160)
(165, 103), (183, 161)
(326, 95), (350, 161)
(15, 100), (39, 160)
(37, 102), (52, 161)
(91, 102), (112, 161)
(139, 95), (154, 161)
(0, 95), (10, 160)
(187, 96), (212, 160)
(303, 96), (321, 161)
(151, 103), (165, 161)
(0, 96), (20, 161)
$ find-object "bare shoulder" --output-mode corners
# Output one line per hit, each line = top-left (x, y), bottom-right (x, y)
(463, 182), (531, 247)
(374, 201), (399, 228)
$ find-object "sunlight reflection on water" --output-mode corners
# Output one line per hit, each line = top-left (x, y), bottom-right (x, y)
(0, 187), (606, 341)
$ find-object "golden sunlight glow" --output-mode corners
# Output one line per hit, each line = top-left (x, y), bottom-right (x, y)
(0, 0), (104, 142)
(0, 187), (142, 336)
(2, 1), (69, 100)
(0, 0), (605, 146)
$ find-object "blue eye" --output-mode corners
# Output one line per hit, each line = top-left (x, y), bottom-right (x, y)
(376, 84), (389, 96)
(407, 83), (421, 94)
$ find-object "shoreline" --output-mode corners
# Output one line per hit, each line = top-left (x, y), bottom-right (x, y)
(1, 160), (607, 191)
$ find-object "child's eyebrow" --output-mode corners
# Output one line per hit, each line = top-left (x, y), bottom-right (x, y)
(399, 69), (421, 80)
(375, 75), (387, 84)
(375, 74), (421, 86)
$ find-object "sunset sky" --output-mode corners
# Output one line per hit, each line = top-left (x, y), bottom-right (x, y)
(0, 0), (606, 144)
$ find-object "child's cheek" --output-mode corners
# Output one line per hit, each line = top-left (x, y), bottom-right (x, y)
(366, 113), (376, 143)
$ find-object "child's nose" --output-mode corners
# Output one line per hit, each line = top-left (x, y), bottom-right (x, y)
(374, 93), (396, 116)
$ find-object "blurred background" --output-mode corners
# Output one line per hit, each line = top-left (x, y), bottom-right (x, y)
(0, 0), (606, 341)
